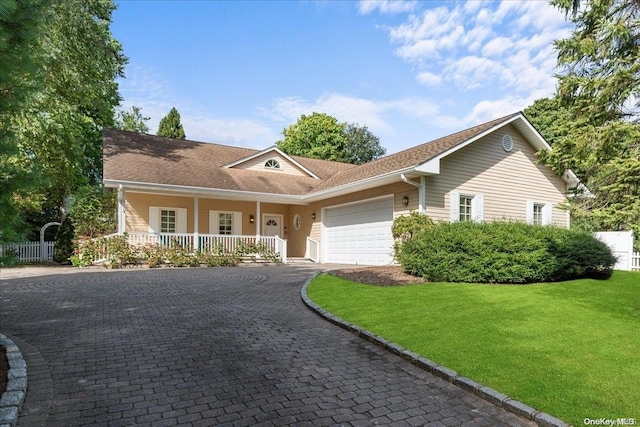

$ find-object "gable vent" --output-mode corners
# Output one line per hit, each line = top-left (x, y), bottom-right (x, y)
(502, 134), (514, 152)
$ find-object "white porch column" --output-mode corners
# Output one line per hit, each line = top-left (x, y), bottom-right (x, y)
(117, 185), (126, 234)
(255, 201), (261, 242)
(193, 196), (199, 250)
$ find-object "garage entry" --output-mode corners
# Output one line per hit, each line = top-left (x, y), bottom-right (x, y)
(322, 196), (395, 265)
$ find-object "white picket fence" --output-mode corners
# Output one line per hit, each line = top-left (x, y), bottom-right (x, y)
(0, 241), (55, 262)
(633, 252), (640, 271)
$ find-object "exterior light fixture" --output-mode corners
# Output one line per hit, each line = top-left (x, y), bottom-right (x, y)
(311, 213), (316, 220)
(249, 214), (255, 223)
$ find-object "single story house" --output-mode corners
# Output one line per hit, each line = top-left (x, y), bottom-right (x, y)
(102, 112), (578, 265)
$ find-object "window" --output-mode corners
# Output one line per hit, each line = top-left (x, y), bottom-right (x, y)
(149, 207), (187, 234)
(459, 196), (473, 222)
(209, 211), (242, 235)
(527, 201), (552, 226)
(264, 159), (281, 169)
(532, 203), (544, 226)
(450, 192), (484, 223)
(160, 209), (176, 233)
(293, 214), (301, 230)
(218, 213), (233, 235)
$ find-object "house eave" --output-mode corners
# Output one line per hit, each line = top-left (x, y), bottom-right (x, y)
(103, 179), (309, 205)
(303, 167), (420, 203)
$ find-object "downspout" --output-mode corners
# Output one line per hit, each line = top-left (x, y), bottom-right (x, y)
(117, 185), (126, 234)
(400, 174), (425, 214)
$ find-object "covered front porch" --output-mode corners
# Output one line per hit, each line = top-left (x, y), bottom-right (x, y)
(114, 186), (321, 263)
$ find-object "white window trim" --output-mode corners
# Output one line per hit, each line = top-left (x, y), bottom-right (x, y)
(264, 158), (282, 170)
(149, 206), (187, 233)
(209, 211), (242, 235)
(527, 201), (553, 226)
(293, 214), (301, 231)
(450, 192), (484, 223)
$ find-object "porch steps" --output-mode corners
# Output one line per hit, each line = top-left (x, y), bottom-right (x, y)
(287, 257), (315, 264)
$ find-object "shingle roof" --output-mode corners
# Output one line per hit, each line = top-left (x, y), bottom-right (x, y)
(103, 112), (522, 197)
(307, 112), (521, 192)
(102, 130), (354, 195)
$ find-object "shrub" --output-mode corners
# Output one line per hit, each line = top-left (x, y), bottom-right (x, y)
(397, 221), (615, 283)
(198, 252), (239, 267)
(392, 211), (434, 242)
(54, 218), (75, 264)
(0, 248), (19, 267)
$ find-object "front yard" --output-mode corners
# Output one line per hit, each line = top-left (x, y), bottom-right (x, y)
(307, 271), (640, 426)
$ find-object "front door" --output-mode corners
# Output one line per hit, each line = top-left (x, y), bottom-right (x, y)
(263, 214), (282, 237)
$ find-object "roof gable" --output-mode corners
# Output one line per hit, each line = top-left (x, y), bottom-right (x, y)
(224, 146), (320, 179)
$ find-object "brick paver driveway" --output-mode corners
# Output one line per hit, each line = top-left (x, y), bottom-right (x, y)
(1, 266), (533, 426)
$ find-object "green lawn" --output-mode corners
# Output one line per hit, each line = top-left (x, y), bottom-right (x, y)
(307, 271), (640, 425)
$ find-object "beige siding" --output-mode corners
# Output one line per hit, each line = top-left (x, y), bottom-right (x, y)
(197, 198), (256, 235)
(424, 124), (569, 227)
(232, 152), (309, 177)
(287, 205), (315, 258)
(125, 193), (292, 237)
(126, 193), (195, 232)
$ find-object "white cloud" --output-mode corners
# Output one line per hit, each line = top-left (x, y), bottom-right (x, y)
(265, 93), (393, 135)
(482, 36), (512, 58)
(182, 116), (279, 147)
(382, 1), (571, 102)
(443, 56), (501, 90)
(358, 0), (417, 15)
(416, 71), (442, 86)
(464, 96), (527, 125)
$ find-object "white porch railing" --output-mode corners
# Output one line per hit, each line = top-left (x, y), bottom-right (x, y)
(633, 252), (640, 271)
(306, 237), (319, 262)
(0, 241), (55, 262)
(118, 233), (287, 263)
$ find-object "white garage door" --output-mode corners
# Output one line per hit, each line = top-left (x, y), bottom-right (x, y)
(323, 196), (395, 265)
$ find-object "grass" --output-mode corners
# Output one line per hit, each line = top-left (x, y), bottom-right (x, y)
(307, 271), (640, 426)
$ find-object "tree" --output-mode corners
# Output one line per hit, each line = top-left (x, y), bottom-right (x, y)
(276, 112), (346, 162)
(530, 0), (640, 244)
(114, 105), (150, 133)
(0, 0), (47, 242)
(343, 123), (386, 165)
(276, 112), (386, 165)
(157, 107), (186, 139)
(524, 98), (575, 148)
(5, 0), (126, 242)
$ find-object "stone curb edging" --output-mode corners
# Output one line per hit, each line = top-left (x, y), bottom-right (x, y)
(0, 334), (27, 427)
(301, 272), (569, 427)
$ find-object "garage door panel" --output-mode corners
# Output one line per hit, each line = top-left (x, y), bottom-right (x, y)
(324, 197), (394, 265)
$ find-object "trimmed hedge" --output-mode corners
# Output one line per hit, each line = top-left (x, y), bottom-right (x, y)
(396, 221), (615, 283)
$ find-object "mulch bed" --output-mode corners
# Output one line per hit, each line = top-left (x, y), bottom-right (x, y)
(330, 265), (425, 286)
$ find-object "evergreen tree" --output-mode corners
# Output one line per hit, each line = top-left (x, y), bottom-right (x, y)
(528, 0), (640, 246)
(157, 107), (186, 139)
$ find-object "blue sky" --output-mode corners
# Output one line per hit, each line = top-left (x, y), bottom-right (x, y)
(112, 0), (572, 154)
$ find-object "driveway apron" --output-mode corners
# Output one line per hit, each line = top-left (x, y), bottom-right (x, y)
(0, 267), (534, 426)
